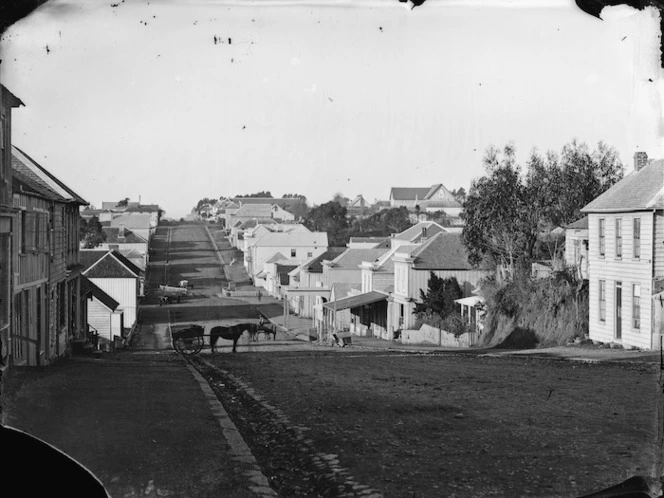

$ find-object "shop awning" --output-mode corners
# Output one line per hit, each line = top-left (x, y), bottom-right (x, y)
(323, 291), (388, 311)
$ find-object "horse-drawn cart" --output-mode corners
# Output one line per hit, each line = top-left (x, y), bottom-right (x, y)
(171, 322), (278, 355)
(156, 284), (188, 306)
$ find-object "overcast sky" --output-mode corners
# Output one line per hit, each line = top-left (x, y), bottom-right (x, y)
(0, 0), (662, 218)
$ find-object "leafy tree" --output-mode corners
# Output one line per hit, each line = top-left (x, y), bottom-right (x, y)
(282, 193), (307, 201)
(462, 140), (624, 280)
(79, 216), (106, 248)
(350, 207), (413, 237)
(195, 197), (216, 213)
(235, 191), (273, 198)
(117, 197), (130, 207)
(332, 192), (349, 207)
(304, 201), (349, 246)
(451, 187), (466, 204)
(413, 273), (463, 321)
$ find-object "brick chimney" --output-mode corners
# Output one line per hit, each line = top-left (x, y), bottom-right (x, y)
(634, 151), (648, 172)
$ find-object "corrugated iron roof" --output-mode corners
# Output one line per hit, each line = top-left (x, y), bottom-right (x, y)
(322, 291), (388, 311)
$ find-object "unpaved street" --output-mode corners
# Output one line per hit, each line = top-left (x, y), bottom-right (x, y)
(136, 222), (662, 497)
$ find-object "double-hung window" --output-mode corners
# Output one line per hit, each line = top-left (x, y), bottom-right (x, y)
(633, 284), (640, 329)
(599, 219), (605, 256)
(615, 218), (622, 258)
(633, 218), (641, 259)
(599, 280), (606, 322)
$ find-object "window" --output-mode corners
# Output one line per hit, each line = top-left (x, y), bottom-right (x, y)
(307, 252), (313, 258)
(21, 211), (48, 253)
(615, 218), (622, 258)
(599, 280), (606, 322)
(290, 249), (296, 257)
(633, 218), (641, 259)
(599, 218), (605, 256)
(633, 284), (640, 329)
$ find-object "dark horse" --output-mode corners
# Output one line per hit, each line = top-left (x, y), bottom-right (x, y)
(209, 323), (257, 353)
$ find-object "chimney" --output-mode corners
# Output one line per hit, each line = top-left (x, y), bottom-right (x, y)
(634, 151), (648, 172)
(422, 226), (427, 240)
(119, 225), (126, 239)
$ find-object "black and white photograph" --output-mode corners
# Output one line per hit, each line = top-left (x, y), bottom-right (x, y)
(0, 0), (663, 496)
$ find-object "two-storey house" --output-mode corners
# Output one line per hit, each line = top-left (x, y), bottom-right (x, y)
(11, 146), (88, 365)
(580, 152), (663, 350)
(0, 84), (23, 368)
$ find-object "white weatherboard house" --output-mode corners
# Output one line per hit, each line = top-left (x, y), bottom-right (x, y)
(580, 152), (664, 350)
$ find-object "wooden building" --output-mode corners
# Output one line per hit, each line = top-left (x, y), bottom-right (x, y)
(0, 84), (23, 369)
(11, 146), (88, 365)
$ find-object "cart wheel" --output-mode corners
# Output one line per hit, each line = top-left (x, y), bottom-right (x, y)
(174, 336), (199, 355)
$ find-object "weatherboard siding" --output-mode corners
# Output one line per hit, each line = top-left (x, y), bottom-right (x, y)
(87, 277), (137, 327)
(587, 213), (654, 350)
(88, 299), (113, 343)
(653, 212), (664, 277)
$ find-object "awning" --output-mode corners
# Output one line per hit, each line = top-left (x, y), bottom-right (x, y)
(323, 291), (388, 311)
(455, 296), (485, 307)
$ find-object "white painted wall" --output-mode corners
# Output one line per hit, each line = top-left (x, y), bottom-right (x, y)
(587, 212), (653, 350)
(87, 277), (138, 328)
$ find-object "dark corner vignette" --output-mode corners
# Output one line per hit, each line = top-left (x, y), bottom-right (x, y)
(575, 0), (664, 68)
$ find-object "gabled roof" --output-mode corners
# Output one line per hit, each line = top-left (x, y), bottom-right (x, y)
(401, 232), (472, 270)
(301, 247), (347, 273)
(329, 248), (389, 270)
(102, 227), (147, 244)
(349, 195), (368, 208)
(12, 146), (88, 205)
(81, 250), (142, 278)
(254, 231), (328, 248)
(581, 160), (664, 213)
(565, 216), (589, 230)
(390, 187), (431, 201)
(266, 252), (288, 264)
(124, 204), (160, 213)
(232, 204), (273, 218)
(110, 213), (152, 230)
(2, 85), (24, 107)
(330, 282), (361, 300)
(394, 221), (447, 242)
(80, 275), (119, 311)
(238, 218), (278, 229)
(276, 264), (298, 285)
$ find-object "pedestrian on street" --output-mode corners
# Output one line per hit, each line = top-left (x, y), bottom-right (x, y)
(257, 290), (262, 301)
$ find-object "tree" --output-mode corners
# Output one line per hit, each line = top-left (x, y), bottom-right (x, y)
(195, 197), (216, 213)
(117, 197), (130, 207)
(451, 187), (466, 204)
(462, 140), (624, 281)
(235, 191), (272, 198)
(79, 216), (106, 248)
(350, 207), (413, 238)
(304, 201), (349, 246)
(462, 143), (534, 281)
(282, 193), (307, 201)
(332, 192), (349, 207)
(413, 273), (463, 320)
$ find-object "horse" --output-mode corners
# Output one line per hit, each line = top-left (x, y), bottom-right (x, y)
(252, 323), (277, 341)
(209, 323), (257, 353)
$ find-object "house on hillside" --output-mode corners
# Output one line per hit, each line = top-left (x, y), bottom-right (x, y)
(97, 226), (149, 267)
(286, 247), (347, 318)
(389, 184), (463, 218)
(81, 275), (123, 348)
(110, 213), (154, 241)
(390, 221), (449, 250)
(246, 231), (328, 287)
(81, 249), (143, 332)
(580, 151), (664, 350)
(11, 145), (88, 366)
(0, 83), (24, 369)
